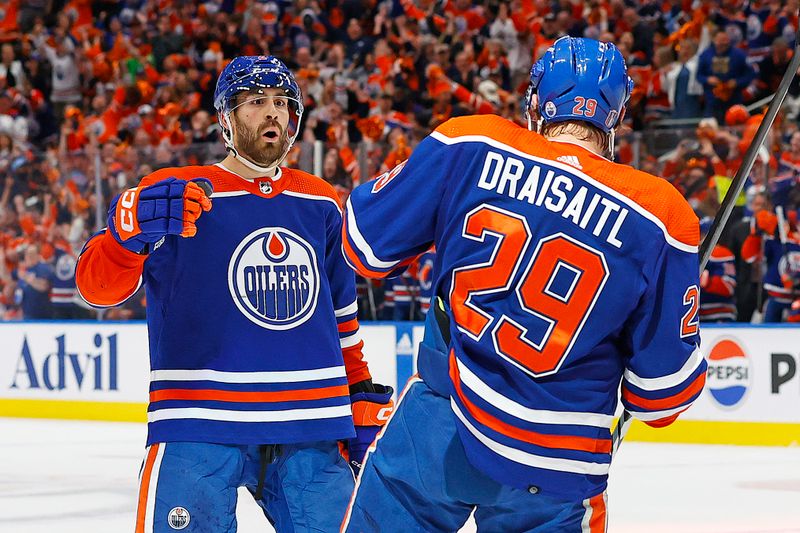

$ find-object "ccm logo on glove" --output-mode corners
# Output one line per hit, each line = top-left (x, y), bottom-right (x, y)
(109, 177), (213, 254)
(118, 188), (139, 238)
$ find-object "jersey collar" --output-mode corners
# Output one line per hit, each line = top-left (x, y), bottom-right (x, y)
(213, 163), (291, 198)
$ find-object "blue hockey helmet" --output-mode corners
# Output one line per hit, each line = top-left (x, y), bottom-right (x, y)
(214, 56), (304, 166)
(527, 37), (633, 133)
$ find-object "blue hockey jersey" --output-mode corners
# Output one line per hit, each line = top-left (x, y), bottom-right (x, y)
(743, 230), (800, 303)
(343, 115), (706, 499)
(77, 164), (372, 446)
(700, 245), (736, 322)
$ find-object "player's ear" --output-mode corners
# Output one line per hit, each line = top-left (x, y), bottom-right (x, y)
(617, 106), (627, 127)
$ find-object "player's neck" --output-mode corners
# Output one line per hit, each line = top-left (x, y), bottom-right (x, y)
(220, 153), (280, 180)
(545, 133), (605, 158)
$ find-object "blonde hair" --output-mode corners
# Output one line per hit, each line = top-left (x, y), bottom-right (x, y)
(542, 121), (611, 155)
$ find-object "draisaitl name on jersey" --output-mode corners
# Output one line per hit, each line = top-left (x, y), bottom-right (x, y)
(476, 151), (628, 248)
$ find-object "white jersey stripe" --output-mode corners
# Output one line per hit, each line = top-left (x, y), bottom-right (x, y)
(211, 190), (249, 197)
(456, 357), (614, 427)
(150, 366), (346, 384)
(335, 301), (359, 317)
(345, 197), (402, 270)
(282, 190), (342, 212)
(625, 404), (691, 422)
(340, 334), (362, 349)
(148, 404), (352, 423)
(430, 131), (697, 253)
(452, 400), (611, 476)
(623, 347), (704, 391)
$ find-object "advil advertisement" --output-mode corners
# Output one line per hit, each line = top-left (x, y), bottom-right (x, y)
(0, 323), (150, 404)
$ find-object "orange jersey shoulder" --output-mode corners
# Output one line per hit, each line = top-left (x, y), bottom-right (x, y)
(434, 115), (699, 249)
(574, 157), (700, 249)
(435, 114), (518, 142)
(284, 168), (343, 209)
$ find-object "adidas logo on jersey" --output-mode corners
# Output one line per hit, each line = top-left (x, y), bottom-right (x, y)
(556, 155), (582, 169)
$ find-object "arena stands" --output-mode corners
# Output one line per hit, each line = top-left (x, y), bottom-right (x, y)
(0, 0), (798, 322)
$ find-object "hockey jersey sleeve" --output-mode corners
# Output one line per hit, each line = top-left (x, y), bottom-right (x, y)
(74, 169), (180, 308)
(75, 229), (146, 307)
(342, 134), (451, 279)
(702, 246), (736, 297)
(621, 236), (707, 428)
(325, 197), (372, 386)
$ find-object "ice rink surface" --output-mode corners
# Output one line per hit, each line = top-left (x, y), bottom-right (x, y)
(1, 418), (799, 533)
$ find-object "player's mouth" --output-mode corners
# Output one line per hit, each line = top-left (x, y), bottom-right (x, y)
(262, 127), (282, 143)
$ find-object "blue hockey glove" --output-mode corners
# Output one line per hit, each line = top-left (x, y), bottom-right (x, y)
(108, 177), (213, 254)
(347, 381), (394, 475)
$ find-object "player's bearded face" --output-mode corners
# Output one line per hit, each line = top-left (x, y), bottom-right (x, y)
(231, 95), (291, 168)
(232, 114), (289, 168)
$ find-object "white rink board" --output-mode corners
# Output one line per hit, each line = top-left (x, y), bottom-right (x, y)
(682, 326), (800, 423)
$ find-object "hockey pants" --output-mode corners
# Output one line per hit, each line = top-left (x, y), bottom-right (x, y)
(134, 440), (353, 532)
(341, 378), (607, 533)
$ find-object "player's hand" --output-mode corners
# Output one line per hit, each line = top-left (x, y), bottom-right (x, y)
(108, 177), (213, 254)
(752, 210), (778, 236)
(346, 381), (394, 475)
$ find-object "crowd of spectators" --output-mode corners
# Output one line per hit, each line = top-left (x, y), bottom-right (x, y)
(0, 0), (798, 322)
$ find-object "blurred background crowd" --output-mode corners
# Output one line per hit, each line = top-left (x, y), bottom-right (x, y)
(0, 0), (799, 323)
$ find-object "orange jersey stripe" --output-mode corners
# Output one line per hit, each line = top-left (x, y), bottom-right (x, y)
(434, 115), (699, 249)
(623, 372), (706, 411)
(450, 351), (612, 454)
(337, 318), (359, 333)
(135, 443), (160, 533)
(149, 384), (349, 404)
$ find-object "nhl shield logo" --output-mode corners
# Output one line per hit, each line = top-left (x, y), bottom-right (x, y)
(167, 507), (190, 530)
(259, 180), (273, 194)
(228, 227), (320, 330)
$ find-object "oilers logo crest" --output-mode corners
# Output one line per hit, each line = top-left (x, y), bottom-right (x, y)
(778, 251), (800, 283)
(228, 227), (319, 330)
(55, 253), (76, 281)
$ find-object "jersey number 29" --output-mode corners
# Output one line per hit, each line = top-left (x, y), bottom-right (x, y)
(450, 205), (609, 377)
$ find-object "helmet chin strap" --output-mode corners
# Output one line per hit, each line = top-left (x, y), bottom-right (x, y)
(607, 129), (616, 161)
(232, 146), (281, 175)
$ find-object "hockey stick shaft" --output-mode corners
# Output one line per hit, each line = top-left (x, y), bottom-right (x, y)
(612, 30), (800, 457)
